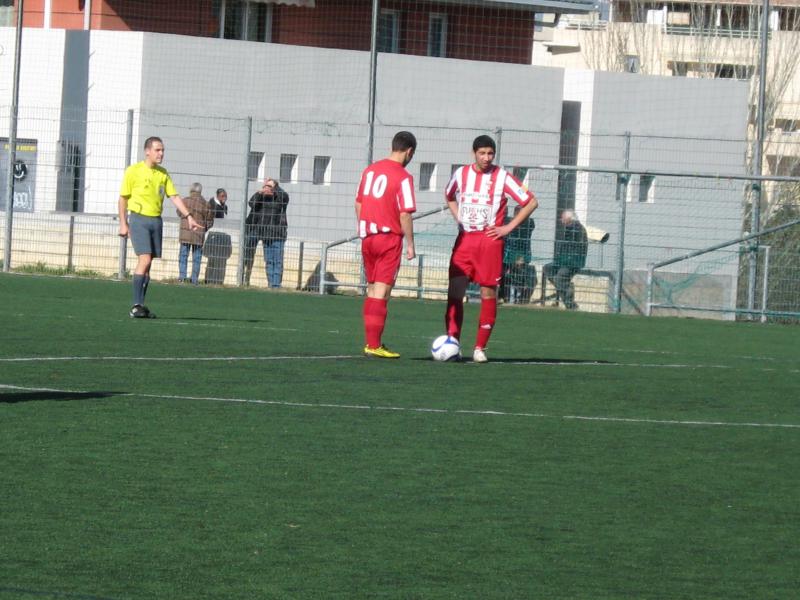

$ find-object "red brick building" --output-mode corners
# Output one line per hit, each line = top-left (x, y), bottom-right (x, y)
(9, 0), (592, 65)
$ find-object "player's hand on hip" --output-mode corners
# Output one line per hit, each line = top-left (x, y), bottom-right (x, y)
(486, 224), (510, 239)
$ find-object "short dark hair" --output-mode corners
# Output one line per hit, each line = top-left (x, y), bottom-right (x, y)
(472, 135), (496, 152)
(144, 136), (163, 150)
(216, 188), (226, 195)
(391, 131), (417, 152)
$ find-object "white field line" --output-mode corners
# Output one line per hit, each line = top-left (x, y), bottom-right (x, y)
(1, 383), (798, 430)
(0, 355), (795, 374)
(0, 355), (360, 362)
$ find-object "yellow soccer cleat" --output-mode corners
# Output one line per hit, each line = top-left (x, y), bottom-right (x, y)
(363, 345), (400, 359)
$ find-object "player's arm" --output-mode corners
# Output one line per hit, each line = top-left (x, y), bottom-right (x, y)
(444, 175), (460, 223)
(171, 195), (202, 231)
(488, 196), (537, 239)
(400, 212), (415, 260)
(118, 195), (129, 237)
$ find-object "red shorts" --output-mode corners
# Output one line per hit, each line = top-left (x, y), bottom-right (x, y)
(449, 231), (504, 287)
(361, 234), (403, 285)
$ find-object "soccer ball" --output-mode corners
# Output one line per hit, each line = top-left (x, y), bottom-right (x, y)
(431, 335), (461, 362)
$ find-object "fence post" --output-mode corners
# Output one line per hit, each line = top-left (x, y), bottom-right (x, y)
(417, 254), (424, 299)
(237, 116), (252, 287)
(645, 264), (654, 317)
(296, 240), (304, 290)
(118, 108), (135, 280)
(613, 132), (631, 314)
(3, 2), (24, 273)
(319, 243), (328, 295)
(760, 245), (770, 323)
(67, 214), (75, 272)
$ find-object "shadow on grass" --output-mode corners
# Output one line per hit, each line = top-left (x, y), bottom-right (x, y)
(0, 586), (120, 599)
(0, 391), (119, 404)
(160, 316), (269, 324)
(411, 357), (615, 365)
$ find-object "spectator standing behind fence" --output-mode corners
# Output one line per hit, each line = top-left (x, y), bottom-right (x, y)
(501, 204), (537, 304)
(204, 187), (232, 285)
(210, 188), (228, 219)
(544, 209), (588, 310)
(118, 136), (202, 319)
(177, 182), (215, 285)
(243, 178), (290, 288)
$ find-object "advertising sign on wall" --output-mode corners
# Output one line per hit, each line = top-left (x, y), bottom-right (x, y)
(0, 138), (38, 212)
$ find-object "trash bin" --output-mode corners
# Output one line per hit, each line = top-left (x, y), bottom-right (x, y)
(204, 231), (232, 285)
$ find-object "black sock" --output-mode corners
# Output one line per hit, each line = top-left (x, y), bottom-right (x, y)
(133, 275), (146, 306)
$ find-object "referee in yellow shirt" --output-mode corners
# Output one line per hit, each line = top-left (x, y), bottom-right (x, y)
(118, 136), (202, 318)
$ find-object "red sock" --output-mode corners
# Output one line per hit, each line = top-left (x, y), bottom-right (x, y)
(363, 297), (388, 348)
(475, 297), (497, 349)
(445, 298), (464, 340)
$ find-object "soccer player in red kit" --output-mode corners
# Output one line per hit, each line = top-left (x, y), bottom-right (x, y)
(444, 134), (538, 363)
(356, 131), (418, 358)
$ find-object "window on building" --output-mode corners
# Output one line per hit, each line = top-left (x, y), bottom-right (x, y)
(451, 164), (464, 176)
(773, 119), (800, 133)
(627, 175), (655, 204)
(428, 14), (447, 57)
(512, 167), (529, 184)
(280, 153), (298, 183)
(248, 151), (264, 181)
(218, 0), (273, 42)
(419, 163), (437, 191)
(714, 63), (753, 80)
(313, 156), (331, 185)
(767, 155), (800, 176)
(378, 9), (400, 53)
(624, 55), (640, 73)
(640, 175), (655, 203)
(0, 0), (13, 27)
(670, 61), (689, 77)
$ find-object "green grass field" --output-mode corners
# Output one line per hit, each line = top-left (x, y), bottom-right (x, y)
(1, 273), (798, 599)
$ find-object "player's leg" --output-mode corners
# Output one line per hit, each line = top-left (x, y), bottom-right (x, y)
(445, 233), (471, 340)
(362, 235), (402, 358)
(471, 236), (504, 362)
(445, 275), (468, 339)
(473, 285), (497, 361)
(127, 214), (156, 317)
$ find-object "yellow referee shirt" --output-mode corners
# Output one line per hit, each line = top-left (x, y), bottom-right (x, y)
(120, 161), (179, 217)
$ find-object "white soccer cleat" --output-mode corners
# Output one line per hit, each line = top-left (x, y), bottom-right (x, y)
(472, 347), (488, 363)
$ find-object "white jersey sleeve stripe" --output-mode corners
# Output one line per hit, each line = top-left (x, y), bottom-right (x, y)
(400, 177), (415, 211)
(445, 170), (459, 200)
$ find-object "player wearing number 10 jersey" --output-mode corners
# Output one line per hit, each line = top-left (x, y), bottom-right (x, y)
(355, 131), (418, 359)
(444, 134), (538, 363)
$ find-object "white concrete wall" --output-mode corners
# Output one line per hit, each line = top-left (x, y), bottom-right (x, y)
(0, 28), (67, 212)
(2, 28), (749, 256)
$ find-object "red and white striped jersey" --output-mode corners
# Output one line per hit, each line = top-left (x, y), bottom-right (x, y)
(445, 164), (532, 232)
(355, 158), (416, 239)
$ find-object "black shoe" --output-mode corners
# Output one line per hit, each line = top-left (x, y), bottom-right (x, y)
(129, 304), (156, 319)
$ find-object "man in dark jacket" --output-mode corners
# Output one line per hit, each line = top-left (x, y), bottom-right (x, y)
(243, 178), (290, 288)
(501, 205), (536, 304)
(544, 209), (587, 310)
